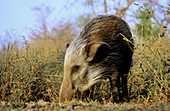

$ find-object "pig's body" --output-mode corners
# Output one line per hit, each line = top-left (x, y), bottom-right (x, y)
(59, 15), (134, 103)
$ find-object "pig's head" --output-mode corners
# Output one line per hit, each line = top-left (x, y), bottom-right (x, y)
(59, 40), (110, 103)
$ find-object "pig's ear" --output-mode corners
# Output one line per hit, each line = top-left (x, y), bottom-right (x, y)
(82, 42), (111, 62)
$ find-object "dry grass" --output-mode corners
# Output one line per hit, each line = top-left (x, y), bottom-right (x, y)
(0, 24), (169, 109)
(129, 36), (169, 104)
(0, 40), (64, 103)
(0, 23), (75, 107)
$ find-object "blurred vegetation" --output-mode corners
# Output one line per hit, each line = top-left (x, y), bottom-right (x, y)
(0, 0), (169, 109)
(135, 3), (159, 40)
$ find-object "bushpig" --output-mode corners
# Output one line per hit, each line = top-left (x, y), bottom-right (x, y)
(59, 15), (134, 103)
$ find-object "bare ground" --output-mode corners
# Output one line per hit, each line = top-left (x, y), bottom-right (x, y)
(0, 100), (169, 111)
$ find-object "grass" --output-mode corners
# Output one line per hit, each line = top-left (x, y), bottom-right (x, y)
(0, 39), (65, 104)
(129, 37), (169, 104)
(0, 27), (169, 110)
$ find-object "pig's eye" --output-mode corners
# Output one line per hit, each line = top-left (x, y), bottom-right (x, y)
(71, 65), (80, 74)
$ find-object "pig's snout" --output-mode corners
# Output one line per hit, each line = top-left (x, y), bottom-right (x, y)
(59, 78), (75, 103)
